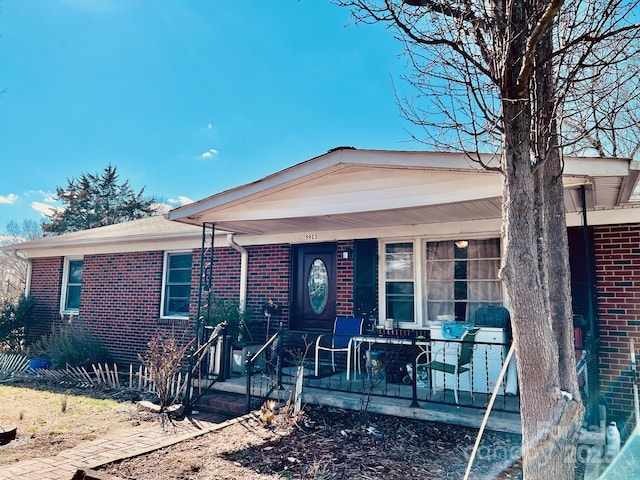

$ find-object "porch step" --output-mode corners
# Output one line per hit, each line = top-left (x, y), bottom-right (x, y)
(195, 391), (247, 417)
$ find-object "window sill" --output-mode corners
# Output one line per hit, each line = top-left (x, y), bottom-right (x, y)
(158, 316), (192, 325)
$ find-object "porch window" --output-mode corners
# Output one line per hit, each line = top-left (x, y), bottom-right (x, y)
(384, 242), (415, 324)
(61, 258), (83, 313)
(162, 252), (193, 318)
(425, 239), (502, 322)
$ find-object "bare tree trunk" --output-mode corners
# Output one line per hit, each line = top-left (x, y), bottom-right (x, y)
(501, 101), (561, 478)
(501, 72), (584, 480)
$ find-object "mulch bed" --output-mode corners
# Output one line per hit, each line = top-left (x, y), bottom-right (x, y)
(101, 404), (525, 479)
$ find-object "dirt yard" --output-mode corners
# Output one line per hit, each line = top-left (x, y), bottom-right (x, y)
(1, 382), (596, 479)
(100, 404), (525, 480)
(1, 382), (527, 479)
(0, 383), (158, 466)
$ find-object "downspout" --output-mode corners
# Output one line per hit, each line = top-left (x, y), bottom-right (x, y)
(227, 234), (248, 313)
(24, 258), (32, 297)
(581, 185), (601, 418)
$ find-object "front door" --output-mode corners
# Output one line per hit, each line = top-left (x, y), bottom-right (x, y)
(291, 243), (337, 331)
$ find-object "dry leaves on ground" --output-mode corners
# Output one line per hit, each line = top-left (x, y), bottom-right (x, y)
(102, 405), (524, 480)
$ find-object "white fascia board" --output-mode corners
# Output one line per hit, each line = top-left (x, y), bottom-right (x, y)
(567, 206), (640, 227)
(562, 156), (630, 176)
(620, 160), (640, 203)
(209, 181), (502, 222)
(10, 233), (226, 259)
(225, 206), (639, 247)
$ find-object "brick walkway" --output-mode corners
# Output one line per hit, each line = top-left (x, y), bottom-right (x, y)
(0, 411), (245, 480)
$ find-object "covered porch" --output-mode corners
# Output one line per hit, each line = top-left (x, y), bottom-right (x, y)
(192, 325), (521, 434)
(169, 148), (640, 430)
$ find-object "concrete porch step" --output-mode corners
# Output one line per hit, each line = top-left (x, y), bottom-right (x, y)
(195, 391), (248, 417)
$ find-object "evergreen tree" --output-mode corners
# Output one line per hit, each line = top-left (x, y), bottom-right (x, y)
(42, 165), (155, 235)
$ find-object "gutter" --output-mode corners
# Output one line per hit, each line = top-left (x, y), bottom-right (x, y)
(227, 234), (248, 313)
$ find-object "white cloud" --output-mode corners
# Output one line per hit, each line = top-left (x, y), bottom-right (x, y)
(200, 148), (219, 159)
(167, 196), (194, 206)
(0, 193), (18, 204)
(40, 191), (58, 203)
(177, 196), (194, 205)
(31, 202), (58, 217)
(152, 196), (195, 215)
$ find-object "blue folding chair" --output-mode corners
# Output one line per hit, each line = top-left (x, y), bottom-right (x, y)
(314, 317), (364, 377)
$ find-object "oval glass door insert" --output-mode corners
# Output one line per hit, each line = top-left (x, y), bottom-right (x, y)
(308, 258), (329, 314)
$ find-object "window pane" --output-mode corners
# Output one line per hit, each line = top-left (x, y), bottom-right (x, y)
(307, 258), (328, 315)
(66, 286), (81, 310)
(386, 298), (414, 322)
(169, 254), (192, 269)
(68, 260), (83, 284)
(386, 282), (414, 295)
(168, 269), (191, 283)
(385, 243), (414, 280)
(164, 253), (192, 317)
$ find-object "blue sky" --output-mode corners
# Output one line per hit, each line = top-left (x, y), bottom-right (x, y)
(0, 0), (418, 230)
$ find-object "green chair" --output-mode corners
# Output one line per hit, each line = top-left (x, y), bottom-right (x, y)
(422, 328), (479, 404)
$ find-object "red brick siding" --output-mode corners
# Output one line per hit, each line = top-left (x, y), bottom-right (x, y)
(80, 252), (186, 364)
(336, 240), (355, 316)
(593, 223), (640, 423)
(27, 257), (64, 344)
(27, 241), (356, 364)
(246, 244), (291, 338)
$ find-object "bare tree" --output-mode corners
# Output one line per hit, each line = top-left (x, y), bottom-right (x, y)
(336, 0), (640, 477)
(0, 220), (42, 302)
(563, 59), (640, 158)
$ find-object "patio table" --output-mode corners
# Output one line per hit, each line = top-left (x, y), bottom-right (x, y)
(346, 334), (430, 380)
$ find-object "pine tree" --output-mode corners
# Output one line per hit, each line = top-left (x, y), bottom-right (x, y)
(42, 165), (155, 235)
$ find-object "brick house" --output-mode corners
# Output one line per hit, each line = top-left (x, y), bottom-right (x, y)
(6, 148), (640, 424)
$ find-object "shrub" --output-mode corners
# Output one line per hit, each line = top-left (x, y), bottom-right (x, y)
(138, 334), (192, 410)
(0, 295), (35, 352)
(206, 297), (254, 342)
(31, 325), (109, 369)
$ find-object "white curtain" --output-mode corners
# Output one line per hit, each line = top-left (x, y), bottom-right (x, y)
(466, 239), (502, 321)
(425, 239), (502, 322)
(425, 241), (454, 319)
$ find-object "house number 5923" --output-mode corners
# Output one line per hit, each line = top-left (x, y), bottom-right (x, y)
(304, 233), (318, 241)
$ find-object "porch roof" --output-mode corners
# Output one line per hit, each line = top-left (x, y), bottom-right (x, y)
(167, 148), (640, 235)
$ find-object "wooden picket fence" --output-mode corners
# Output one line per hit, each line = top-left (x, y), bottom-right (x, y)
(0, 353), (187, 397)
(0, 353), (30, 374)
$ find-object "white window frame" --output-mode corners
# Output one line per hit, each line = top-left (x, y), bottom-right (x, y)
(378, 239), (422, 328)
(60, 257), (83, 314)
(160, 251), (193, 319)
(378, 236), (503, 329)
(423, 238), (503, 324)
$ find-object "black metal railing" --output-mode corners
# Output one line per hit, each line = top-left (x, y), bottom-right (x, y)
(279, 330), (521, 413)
(184, 323), (228, 412)
(245, 323), (284, 413)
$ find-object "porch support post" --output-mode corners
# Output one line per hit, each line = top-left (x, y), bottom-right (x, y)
(186, 222), (215, 413)
(276, 322), (284, 390)
(196, 222), (216, 346)
(410, 330), (420, 408)
(580, 186), (601, 419)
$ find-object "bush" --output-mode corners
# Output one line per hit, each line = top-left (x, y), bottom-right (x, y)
(0, 295), (35, 352)
(138, 334), (192, 410)
(206, 297), (254, 342)
(31, 325), (109, 369)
